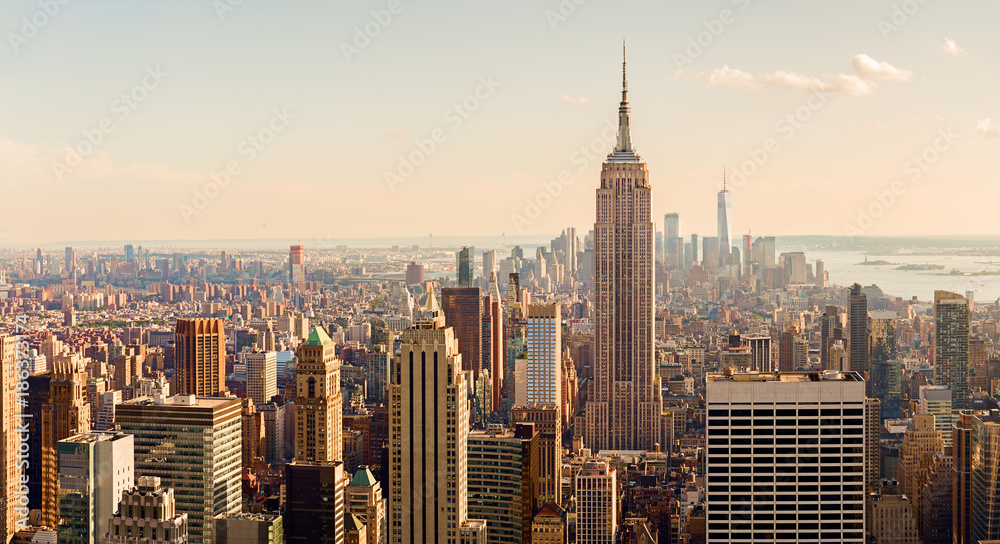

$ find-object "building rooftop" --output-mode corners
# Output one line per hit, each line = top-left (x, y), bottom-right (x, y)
(349, 466), (378, 488)
(706, 370), (863, 383)
(304, 326), (333, 346)
(123, 394), (239, 409)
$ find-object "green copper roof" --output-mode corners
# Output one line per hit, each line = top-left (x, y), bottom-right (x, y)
(350, 466), (377, 487)
(304, 326), (333, 346)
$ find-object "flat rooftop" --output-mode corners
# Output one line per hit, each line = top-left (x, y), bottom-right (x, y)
(122, 394), (239, 409)
(706, 371), (863, 383)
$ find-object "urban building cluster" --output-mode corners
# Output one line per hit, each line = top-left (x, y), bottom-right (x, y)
(0, 56), (998, 544)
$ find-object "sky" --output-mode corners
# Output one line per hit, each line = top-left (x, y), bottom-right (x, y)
(2, 0), (999, 246)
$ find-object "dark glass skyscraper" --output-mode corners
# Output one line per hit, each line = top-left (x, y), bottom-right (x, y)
(935, 290), (970, 409)
(456, 246), (475, 288)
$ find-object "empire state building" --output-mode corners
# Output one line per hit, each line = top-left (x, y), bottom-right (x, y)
(586, 48), (664, 452)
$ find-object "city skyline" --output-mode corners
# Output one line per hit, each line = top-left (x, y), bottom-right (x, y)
(2, 1), (999, 245)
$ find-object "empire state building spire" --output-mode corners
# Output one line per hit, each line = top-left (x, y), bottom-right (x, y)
(615, 41), (633, 153)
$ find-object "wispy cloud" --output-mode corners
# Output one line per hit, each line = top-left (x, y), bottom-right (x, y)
(977, 119), (1000, 139)
(688, 53), (909, 96)
(852, 54), (912, 82)
(937, 38), (967, 58)
(556, 95), (589, 106)
(696, 66), (761, 89)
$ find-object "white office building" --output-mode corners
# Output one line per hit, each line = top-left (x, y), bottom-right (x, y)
(705, 371), (866, 543)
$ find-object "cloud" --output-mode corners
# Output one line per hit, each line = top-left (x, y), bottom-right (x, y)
(556, 95), (589, 106)
(689, 53), (909, 96)
(937, 38), (967, 58)
(385, 128), (408, 139)
(978, 119), (1000, 139)
(696, 66), (761, 89)
(852, 54), (913, 82)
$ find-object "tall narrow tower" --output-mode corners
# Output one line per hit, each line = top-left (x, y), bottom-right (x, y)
(717, 171), (733, 261)
(389, 289), (486, 544)
(587, 46), (662, 452)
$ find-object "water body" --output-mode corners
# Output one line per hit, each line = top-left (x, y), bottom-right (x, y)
(805, 250), (1000, 303)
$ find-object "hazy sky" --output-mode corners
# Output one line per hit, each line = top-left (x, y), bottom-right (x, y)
(2, 0), (998, 246)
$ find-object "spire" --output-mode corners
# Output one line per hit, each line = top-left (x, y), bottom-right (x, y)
(615, 41), (632, 153)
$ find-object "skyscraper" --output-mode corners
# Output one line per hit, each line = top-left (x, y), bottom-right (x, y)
(482, 250), (496, 282)
(56, 432), (134, 544)
(848, 283), (869, 375)
(117, 394), (242, 544)
(42, 353), (92, 527)
(587, 48), (663, 453)
(289, 244), (305, 285)
(246, 350), (277, 407)
(705, 370), (866, 543)
(717, 181), (732, 261)
(441, 287), (483, 378)
(0, 333), (18, 543)
(934, 290), (970, 409)
(870, 311), (899, 417)
(467, 425), (539, 544)
(174, 318), (226, 397)
(456, 246), (475, 288)
(575, 459), (617, 544)
(664, 213), (680, 267)
(295, 327), (343, 464)
(388, 290), (487, 544)
(525, 303), (561, 407)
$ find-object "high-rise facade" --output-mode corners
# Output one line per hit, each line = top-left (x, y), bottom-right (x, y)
(870, 311), (898, 415)
(0, 333), (19, 543)
(717, 186), (732, 261)
(117, 394), (242, 544)
(934, 290), (970, 409)
(587, 50), (662, 453)
(969, 410), (1000, 541)
(388, 294), (486, 544)
(295, 327), (343, 464)
(289, 244), (305, 284)
(919, 385), (953, 446)
(664, 213), (680, 268)
(103, 476), (188, 544)
(174, 318), (226, 397)
(848, 284), (868, 375)
(56, 432), (134, 544)
(441, 287), (483, 378)
(246, 350), (277, 407)
(42, 352), (92, 527)
(457, 246), (475, 288)
(575, 459), (617, 544)
(346, 466), (386, 544)
(525, 303), (561, 407)
(467, 425), (539, 544)
(705, 371), (866, 543)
